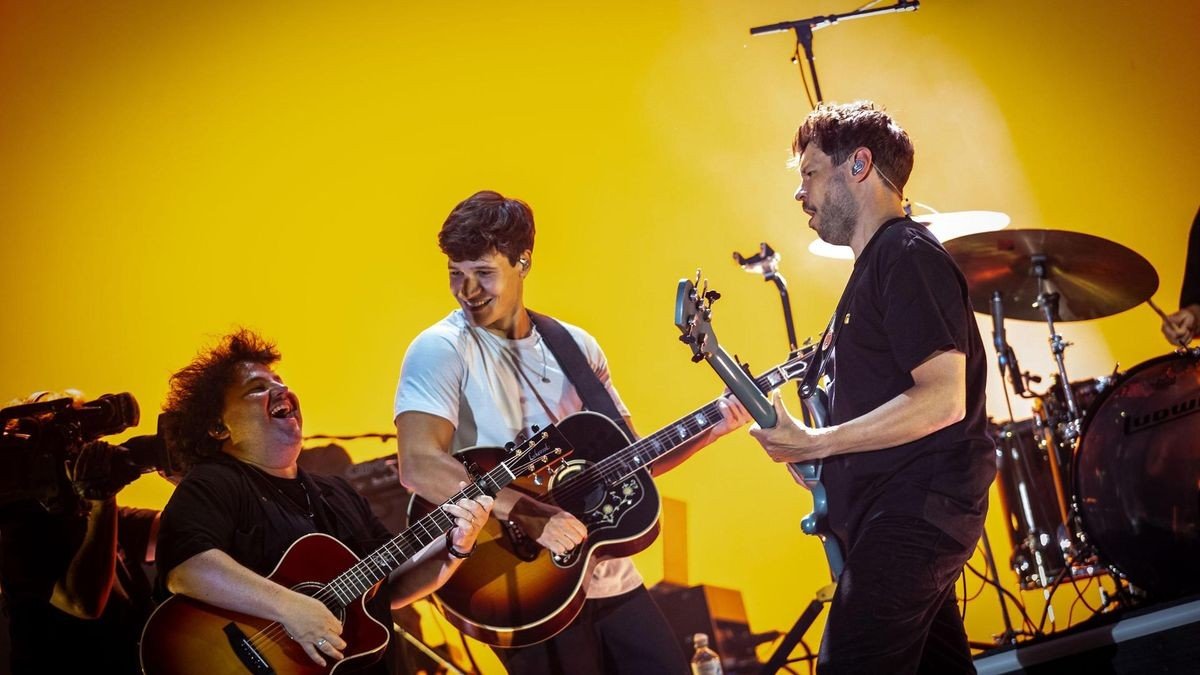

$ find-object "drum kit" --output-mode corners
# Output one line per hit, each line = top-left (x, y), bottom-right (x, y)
(941, 228), (1200, 602)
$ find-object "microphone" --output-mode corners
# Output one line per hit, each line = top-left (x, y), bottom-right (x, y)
(990, 291), (1009, 375)
(990, 292), (1027, 395)
(1005, 345), (1026, 396)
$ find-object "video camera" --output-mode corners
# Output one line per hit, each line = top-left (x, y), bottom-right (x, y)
(0, 392), (178, 510)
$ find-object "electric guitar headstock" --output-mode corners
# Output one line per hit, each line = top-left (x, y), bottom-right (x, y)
(674, 270), (777, 428)
(674, 270), (723, 363)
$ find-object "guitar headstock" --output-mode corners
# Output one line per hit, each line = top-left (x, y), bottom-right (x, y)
(500, 424), (573, 486)
(674, 270), (723, 363)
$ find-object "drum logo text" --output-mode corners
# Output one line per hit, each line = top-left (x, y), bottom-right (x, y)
(1124, 395), (1200, 434)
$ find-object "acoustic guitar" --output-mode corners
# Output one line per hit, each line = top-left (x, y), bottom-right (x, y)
(140, 426), (571, 675)
(408, 337), (813, 646)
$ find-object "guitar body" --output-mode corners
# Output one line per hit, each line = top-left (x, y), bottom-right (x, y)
(408, 411), (661, 647)
(795, 388), (844, 579)
(140, 533), (389, 675)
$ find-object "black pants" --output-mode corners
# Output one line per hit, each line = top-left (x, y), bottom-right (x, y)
(818, 515), (977, 675)
(494, 585), (688, 675)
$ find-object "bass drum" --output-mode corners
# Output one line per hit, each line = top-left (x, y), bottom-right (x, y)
(1073, 350), (1200, 598)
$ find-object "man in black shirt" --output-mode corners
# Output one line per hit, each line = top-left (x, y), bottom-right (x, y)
(749, 101), (994, 674)
(154, 330), (493, 672)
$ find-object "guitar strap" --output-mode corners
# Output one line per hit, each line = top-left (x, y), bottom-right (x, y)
(528, 310), (636, 441)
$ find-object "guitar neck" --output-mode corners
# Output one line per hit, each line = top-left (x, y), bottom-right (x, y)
(705, 346), (776, 428)
(597, 359), (796, 484)
(325, 463), (511, 603)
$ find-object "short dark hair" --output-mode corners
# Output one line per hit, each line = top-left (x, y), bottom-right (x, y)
(163, 329), (280, 469)
(793, 100), (914, 193)
(438, 190), (535, 265)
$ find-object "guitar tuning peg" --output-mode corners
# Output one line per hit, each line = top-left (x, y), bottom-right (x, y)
(691, 353), (705, 363)
(531, 424), (540, 433)
(532, 472), (543, 486)
(679, 333), (695, 344)
(704, 290), (721, 304)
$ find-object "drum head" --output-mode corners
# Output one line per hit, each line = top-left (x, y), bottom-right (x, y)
(1074, 351), (1200, 598)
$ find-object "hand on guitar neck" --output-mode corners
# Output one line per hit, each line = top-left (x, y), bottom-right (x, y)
(750, 392), (835, 469)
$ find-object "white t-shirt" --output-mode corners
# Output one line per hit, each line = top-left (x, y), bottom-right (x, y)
(393, 310), (642, 598)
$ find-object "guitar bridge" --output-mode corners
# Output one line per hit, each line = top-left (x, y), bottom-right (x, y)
(222, 622), (276, 674)
(501, 520), (542, 562)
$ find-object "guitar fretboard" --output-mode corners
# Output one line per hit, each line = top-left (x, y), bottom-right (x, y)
(590, 360), (802, 487)
(319, 430), (556, 607)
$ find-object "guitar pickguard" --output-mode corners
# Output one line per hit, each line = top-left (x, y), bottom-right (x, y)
(580, 477), (645, 531)
(539, 461), (648, 568)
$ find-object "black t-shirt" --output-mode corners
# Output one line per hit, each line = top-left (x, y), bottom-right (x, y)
(156, 453), (397, 674)
(821, 217), (994, 549)
(0, 502), (157, 675)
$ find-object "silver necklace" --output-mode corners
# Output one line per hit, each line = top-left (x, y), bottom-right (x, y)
(483, 328), (551, 384)
(531, 334), (551, 383)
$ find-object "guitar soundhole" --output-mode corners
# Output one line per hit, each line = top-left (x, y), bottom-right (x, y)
(294, 581), (345, 621)
(547, 460), (606, 515)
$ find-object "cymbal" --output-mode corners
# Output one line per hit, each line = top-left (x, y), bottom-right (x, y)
(943, 229), (1159, 321)
(808, 210), (1010, 260)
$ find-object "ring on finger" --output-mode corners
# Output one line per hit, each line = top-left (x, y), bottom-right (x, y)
(316, 638), (327, 648)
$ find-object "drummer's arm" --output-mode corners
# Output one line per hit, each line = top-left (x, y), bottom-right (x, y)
(750, 349), (965, 463)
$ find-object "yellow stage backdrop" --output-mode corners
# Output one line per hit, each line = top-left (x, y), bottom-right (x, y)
(2, 0), (1197, 670)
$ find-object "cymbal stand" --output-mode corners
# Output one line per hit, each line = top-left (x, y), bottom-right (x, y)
(1032, 255), (1082, 441)
(1030, 255), (1096, 613)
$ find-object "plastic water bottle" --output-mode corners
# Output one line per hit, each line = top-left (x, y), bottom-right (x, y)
(690, 632), (723, 675)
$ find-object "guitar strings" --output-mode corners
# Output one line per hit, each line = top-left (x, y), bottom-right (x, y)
(234, 357), (805, 655)
(529, 355), (808, 510)
(243, 461), (519, 653)
(528, 397), (723, 509)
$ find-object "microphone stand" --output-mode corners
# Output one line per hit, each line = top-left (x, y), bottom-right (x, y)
(733, 243), (811, 421)
(750, 1), (921, 103)
(733, 243), (832, 674)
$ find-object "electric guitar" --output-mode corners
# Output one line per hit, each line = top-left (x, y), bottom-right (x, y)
(674, 275), (845, 579)
(406, 352), (814, 646)
(139, 427), (572, 675)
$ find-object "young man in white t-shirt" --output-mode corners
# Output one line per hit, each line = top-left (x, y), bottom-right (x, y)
(393, 190), (747, 674)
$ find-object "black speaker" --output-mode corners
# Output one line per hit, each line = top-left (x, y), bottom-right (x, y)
(650, 583), (772, 674)
(342, 455), (411, 535)
(298, 445), (412, 535)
